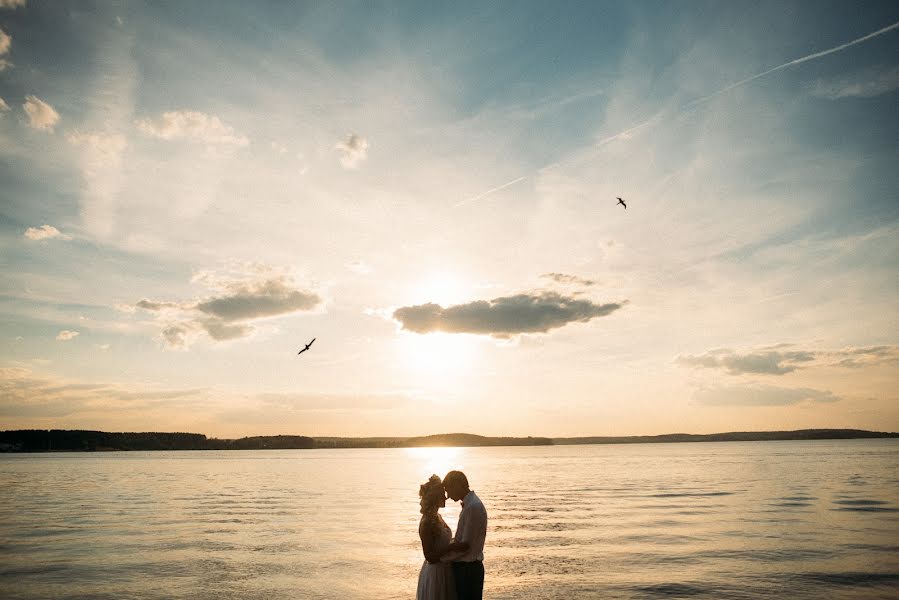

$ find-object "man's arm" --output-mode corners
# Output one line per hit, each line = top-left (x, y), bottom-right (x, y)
(443, 540), (470, 554)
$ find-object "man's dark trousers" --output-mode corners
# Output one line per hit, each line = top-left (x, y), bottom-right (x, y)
(452, 561), (484, 600)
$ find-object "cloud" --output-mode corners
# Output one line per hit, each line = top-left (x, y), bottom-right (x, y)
(161, 323), (195, 350)
(23, 224), (71, 241)
(393, 292), (626, 337)
(136, 299), (182, 311)
(65, 130), (129, 236)
(199, 319), (253, 341)
(135, 110), (249, 146)
(0, 28), (10, 65)
(0, 26), (12, 71)
(194, 277), (320, 321)
(678, 348), (815, 375)
(679, 345), (899, 375)
(694, 384), (841, 406)
(0, 367), (204, 421)
(0, 0), (26, 8)
(23, 96), (60, 131)
(66, 130), (127, 160)
(811, 66), (899, 99)
(541, 273), (596, 286)
(0, 97), (9, 112)
(56, 330), (80, 341)
(138, 265), (322, 349)
(335, 133), (368, 168)
(822, 346), (899, 369)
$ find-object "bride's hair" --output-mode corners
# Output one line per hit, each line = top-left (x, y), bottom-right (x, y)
(418, 474), (443, 515)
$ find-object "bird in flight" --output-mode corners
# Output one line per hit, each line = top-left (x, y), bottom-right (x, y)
(617, 197), (627, 209)
(297, 338), (316, 355)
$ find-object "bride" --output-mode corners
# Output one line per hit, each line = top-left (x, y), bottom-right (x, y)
(416, 475), (457, 600)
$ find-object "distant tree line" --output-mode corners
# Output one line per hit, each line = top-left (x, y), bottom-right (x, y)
(0, 430), (313, 452)
(552, 429), (899, 445)
(0, 428), (894, 452)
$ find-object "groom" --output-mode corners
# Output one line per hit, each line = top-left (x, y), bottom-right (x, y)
(442, 470), (487, 600)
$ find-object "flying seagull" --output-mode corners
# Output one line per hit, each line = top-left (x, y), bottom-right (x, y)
(617, 197), (627, 209)
(297, 338), (316, 355)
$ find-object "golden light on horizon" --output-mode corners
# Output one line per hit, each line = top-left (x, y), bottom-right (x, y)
(405, 446), (466, 480)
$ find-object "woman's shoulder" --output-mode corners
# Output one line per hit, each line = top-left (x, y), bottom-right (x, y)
(419, 513), (446, 531)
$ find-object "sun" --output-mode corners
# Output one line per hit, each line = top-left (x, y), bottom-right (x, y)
(396, 272), (479, 378)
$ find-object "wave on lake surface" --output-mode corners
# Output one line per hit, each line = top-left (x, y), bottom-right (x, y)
(1, 439), (897, 599)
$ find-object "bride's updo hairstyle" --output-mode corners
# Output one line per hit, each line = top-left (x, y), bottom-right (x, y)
(418, 474), (444, 515)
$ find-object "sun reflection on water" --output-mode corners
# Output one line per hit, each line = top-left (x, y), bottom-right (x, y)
(405, 446), (467, 480)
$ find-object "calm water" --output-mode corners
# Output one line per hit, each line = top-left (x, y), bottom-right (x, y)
(0, 440), (897, 599)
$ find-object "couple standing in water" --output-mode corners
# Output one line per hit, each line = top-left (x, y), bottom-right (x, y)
(417, 471), (488, 600)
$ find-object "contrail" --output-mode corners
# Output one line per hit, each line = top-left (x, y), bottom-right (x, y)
(599, 19), (899, 146)
(454, 176), (526, 208)
(457, 19), (899, 207)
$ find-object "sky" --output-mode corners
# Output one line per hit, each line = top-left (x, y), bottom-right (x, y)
(1, 1), (897, 438)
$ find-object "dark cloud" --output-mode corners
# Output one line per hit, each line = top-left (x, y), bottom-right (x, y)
(195, 278), (320, 321)
(200, 319), (253, 341)
(695, 384), (841, 406)
(541, 273), (596, 286)
(393, 292), (626, 337)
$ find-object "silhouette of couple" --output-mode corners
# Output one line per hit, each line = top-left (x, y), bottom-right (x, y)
(416, 471), (487, 600)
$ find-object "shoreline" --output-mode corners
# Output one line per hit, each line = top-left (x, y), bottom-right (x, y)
(1, 428), (896, 453)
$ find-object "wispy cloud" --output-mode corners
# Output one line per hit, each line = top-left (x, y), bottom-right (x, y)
(811, 65), (899, 99)
(394, 292), (626, 338)
(541, 273), (596, 287)
(56, 330), (80, 341)
(596, 19), (899, 146)
(66, 130), (128, 237)
(135, 110), (249, 146)
(679, 345), (899, 375)
(335, 133), (368, 169)
(0, 0), (27, 9)
(0, 367), (205, 421)
(0, 27), (11, 70)
(23, 95), (60, 131)
(23, 225), (71, 241)
(0, 97), (9, 112)
(694, 384), (841, 406)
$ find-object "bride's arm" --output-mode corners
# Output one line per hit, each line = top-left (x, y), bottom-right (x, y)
(419, 520), (444, 564)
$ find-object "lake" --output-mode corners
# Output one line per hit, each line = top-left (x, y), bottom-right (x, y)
(1, 440), (897, 599)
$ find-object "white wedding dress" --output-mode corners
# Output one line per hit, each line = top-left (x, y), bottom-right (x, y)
(416, 515), (457, 600)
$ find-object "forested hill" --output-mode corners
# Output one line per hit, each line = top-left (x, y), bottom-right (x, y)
(552, 429), (899, 445)
(0, 428), (894, 452)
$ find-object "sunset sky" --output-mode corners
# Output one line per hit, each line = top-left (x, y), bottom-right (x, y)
(1, 1), (897, 437)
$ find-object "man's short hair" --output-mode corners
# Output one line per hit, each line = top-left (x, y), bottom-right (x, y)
(444, 470), (469, 488)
